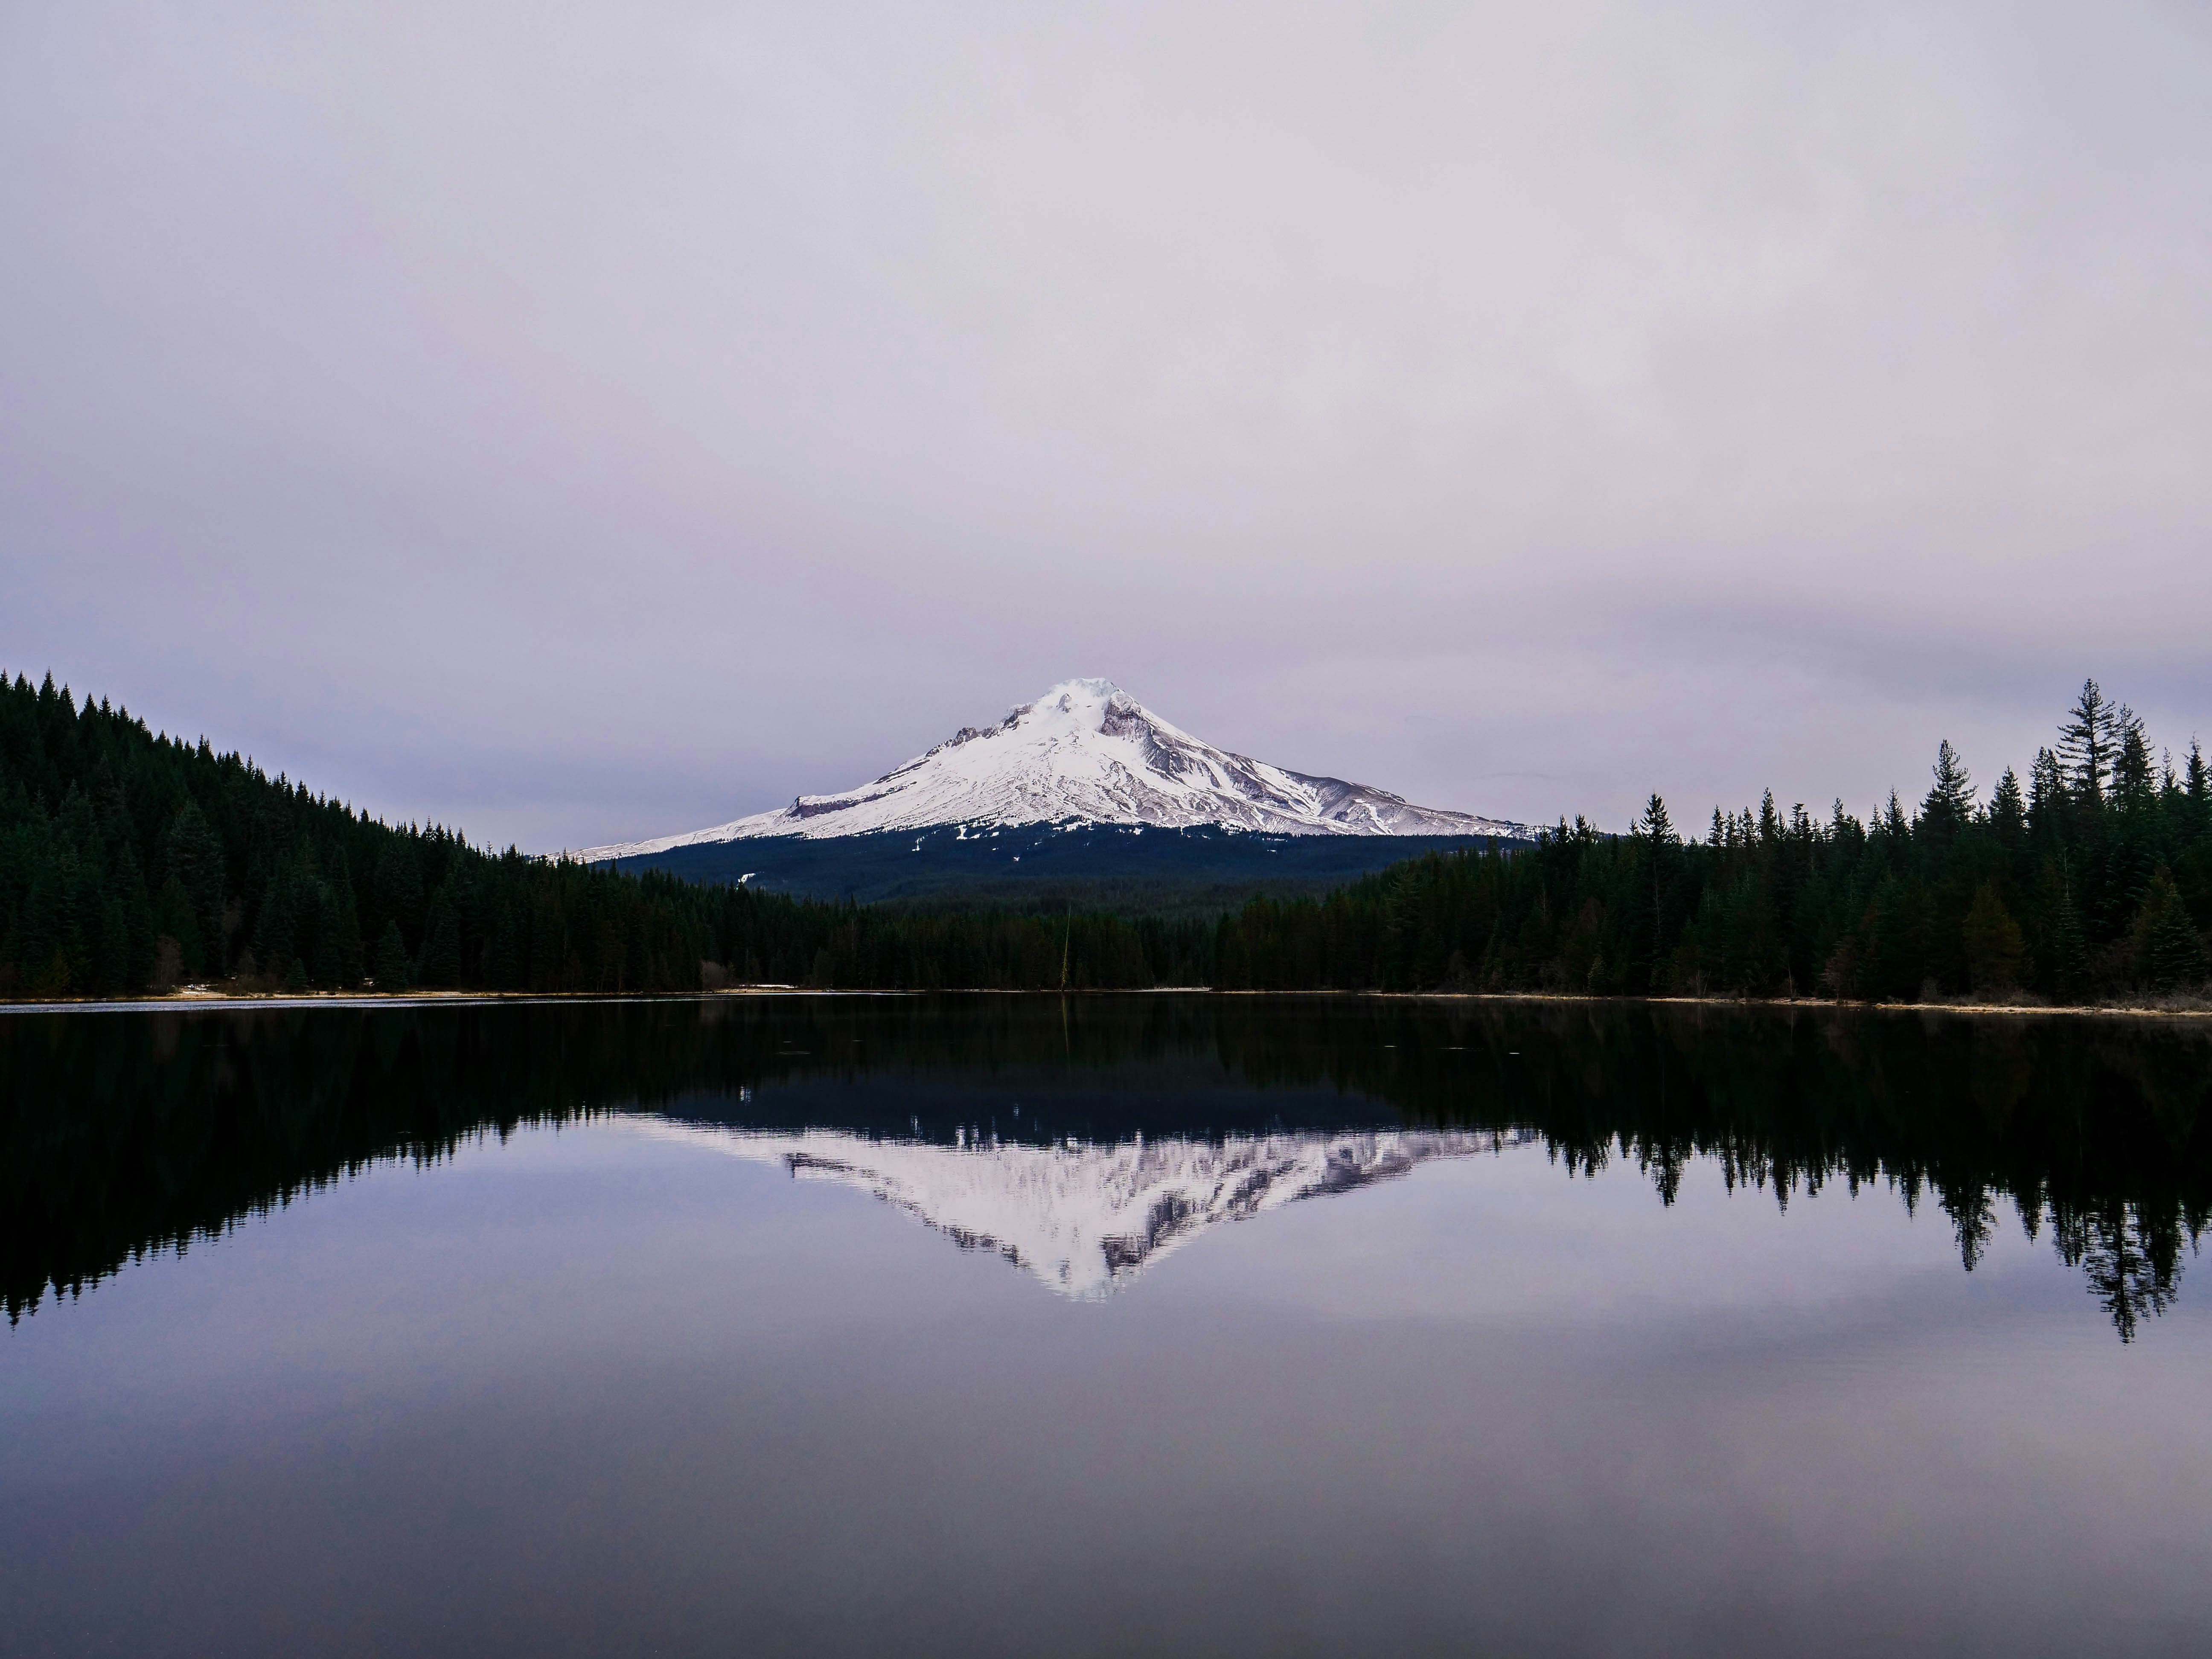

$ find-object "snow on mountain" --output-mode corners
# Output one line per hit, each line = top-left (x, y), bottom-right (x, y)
(581, 677), (1526, 859)
(623, 1120), (1531, 1297)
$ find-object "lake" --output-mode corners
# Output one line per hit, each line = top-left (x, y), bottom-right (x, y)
(5, 995), (2211, 1656)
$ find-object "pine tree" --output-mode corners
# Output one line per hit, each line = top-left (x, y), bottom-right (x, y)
(1961, 882), (2024, 992)
(154, 876), (204, 978)
(2034, 862), (2089, 1000)
(373, 921), (412, 989)
(2058, 679), (2117, 806)
(326, 844), (364, 983)
(116, 841), (156, 989)
(1921, 741), (1975, 840)
(1989, 767), (2026, 844)
(1632, 795), (1677, 992)
(486, 908), (521, 988)
(2114, 708), (2154, 811)
(1874, 790), (1911, 868)
(93, 897), (130, 995)
(2135, 870), (2208, 993)
(416, 885), (463, 987)
(2027, 747), (2066, 843)
(1865, 873), (1931, 1000)
(374, 842), (425, 949)
(309, 882), (346, 987)
(162, 803), (226, 973)
(253, 870), (297, 984)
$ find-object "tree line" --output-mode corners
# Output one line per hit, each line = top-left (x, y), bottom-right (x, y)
(3, 669), (2206, 1003)
(1216, 679), (2211, 1001)
(0, 670), (1209, 997)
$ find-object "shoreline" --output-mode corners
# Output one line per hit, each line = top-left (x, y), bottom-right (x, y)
(1390, 990), (2212, 1021)
(2, 986), (2207, 1020)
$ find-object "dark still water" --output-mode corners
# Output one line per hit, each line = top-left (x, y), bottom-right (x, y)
(6, 996), (2212, 1658)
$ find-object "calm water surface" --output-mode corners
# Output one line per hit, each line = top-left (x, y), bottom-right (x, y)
(5, 995), (2211, 1657)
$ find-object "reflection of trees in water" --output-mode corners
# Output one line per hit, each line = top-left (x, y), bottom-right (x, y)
(2054, 1202), (2188, 1343)
(4, 996), (2209, 1339)
(1939, 1182), (1997, 1275)
(1210, 998), (2212, 1343)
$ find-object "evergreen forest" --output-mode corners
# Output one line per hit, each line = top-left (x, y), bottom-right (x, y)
(1217, 679), (2211, 1001)
(2, 669), (2206, 1003)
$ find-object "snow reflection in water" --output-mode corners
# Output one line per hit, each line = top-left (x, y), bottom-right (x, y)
(626, 1121), (1534, 1296)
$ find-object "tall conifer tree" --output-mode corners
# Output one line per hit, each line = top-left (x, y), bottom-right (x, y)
(2058, 679), (2117, 805)
(1989, 767), (2026, 844)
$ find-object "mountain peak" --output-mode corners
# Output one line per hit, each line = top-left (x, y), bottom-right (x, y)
(1036, 676), (1123, 704)
(580, 681), (1528, 858)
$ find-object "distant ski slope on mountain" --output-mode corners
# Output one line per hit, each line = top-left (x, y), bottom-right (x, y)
(581, 678), (1527, 862)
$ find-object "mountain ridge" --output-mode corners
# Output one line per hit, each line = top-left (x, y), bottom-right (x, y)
(581, 678), (1526, 861)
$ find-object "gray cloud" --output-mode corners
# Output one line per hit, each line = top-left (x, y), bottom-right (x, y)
(5, 1), (2208, 847)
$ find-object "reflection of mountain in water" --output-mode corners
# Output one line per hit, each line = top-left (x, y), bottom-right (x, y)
(8, 995), (2212, 1339)
(632, 1123), (1528, 1296)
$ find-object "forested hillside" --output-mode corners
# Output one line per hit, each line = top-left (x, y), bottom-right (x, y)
(3, 670), (2206, 1003)
(0, 672), (1208, 996)
(1217, 681), (2212, 1001)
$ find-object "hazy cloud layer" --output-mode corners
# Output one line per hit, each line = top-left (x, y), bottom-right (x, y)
(6, 1), (2208, 847)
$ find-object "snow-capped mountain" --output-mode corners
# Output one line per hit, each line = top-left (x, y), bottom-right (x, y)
(581, 678), (1524, 859)
(623, 1120), (1530, 1297)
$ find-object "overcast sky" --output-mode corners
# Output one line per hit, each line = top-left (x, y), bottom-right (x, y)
(5, 1), (2208, 850)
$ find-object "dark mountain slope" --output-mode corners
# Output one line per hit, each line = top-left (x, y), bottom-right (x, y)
(607, 823), (1527, 913)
